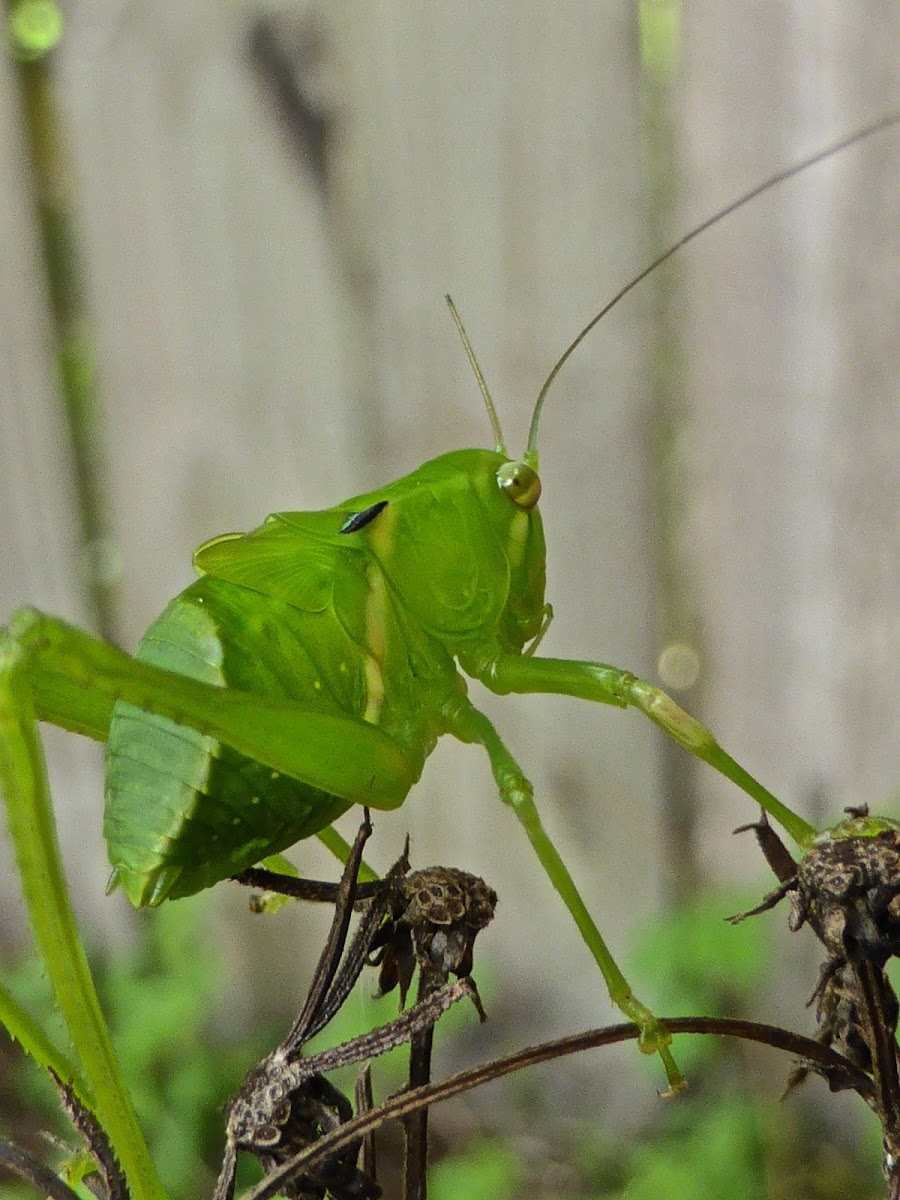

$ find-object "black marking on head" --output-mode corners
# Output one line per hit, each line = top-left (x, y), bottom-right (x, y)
(339, 500), (389, 534)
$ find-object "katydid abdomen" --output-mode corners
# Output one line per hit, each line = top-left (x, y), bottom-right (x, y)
(105, 577), (359, 905)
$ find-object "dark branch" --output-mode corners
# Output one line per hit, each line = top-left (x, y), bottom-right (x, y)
(241, 1016), (873, 1200)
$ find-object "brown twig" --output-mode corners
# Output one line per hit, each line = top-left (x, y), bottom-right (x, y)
(0, 1138), (83, 1200)
(239, 1014), (872, 1200)
(52, 1073), (129, 1200)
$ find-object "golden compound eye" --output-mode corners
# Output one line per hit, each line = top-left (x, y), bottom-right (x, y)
(496, 461), (542, 509)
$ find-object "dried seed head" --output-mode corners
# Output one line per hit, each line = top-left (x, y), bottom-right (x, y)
(372, 867), (497, 1002)
(401, 867), (497, 932)
(735, 811), (900, 1103)
(797, 824), (900, 964)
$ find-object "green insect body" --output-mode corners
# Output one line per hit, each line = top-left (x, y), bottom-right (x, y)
(104, 448), (547, 906)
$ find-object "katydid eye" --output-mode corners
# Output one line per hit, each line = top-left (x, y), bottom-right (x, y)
(497, 461), (541, 509)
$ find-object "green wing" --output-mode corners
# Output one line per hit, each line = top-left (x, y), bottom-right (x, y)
(193, 511), (365, 611)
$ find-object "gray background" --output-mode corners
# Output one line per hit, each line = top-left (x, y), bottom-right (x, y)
(1, 0), (898, 1143)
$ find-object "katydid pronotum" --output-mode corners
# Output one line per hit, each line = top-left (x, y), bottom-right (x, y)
(1, 113), (897, 1151)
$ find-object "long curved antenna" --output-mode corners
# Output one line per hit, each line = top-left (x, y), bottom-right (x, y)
(445, 294), (507, 456)
(524, 110), (900, 466)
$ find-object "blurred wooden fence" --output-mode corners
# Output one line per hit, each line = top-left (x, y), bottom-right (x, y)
(1, 0), (898, 1126)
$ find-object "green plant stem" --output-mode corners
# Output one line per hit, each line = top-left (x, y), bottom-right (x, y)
(0, 645), (168, 1200)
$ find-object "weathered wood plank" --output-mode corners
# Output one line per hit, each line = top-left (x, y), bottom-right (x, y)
(679, 2), (900, 851)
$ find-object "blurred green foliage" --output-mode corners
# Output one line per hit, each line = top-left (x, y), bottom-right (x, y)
(430, 1139), (522, 1200)
(7, 0), (63, 62)
(1, 900), (264, 1197)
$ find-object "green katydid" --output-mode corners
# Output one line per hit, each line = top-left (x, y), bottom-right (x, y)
(1, 113), (897, 1130)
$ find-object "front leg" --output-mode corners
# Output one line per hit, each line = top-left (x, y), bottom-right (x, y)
(468, 651), (816, 849)
(443, 696), (685, 1094)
